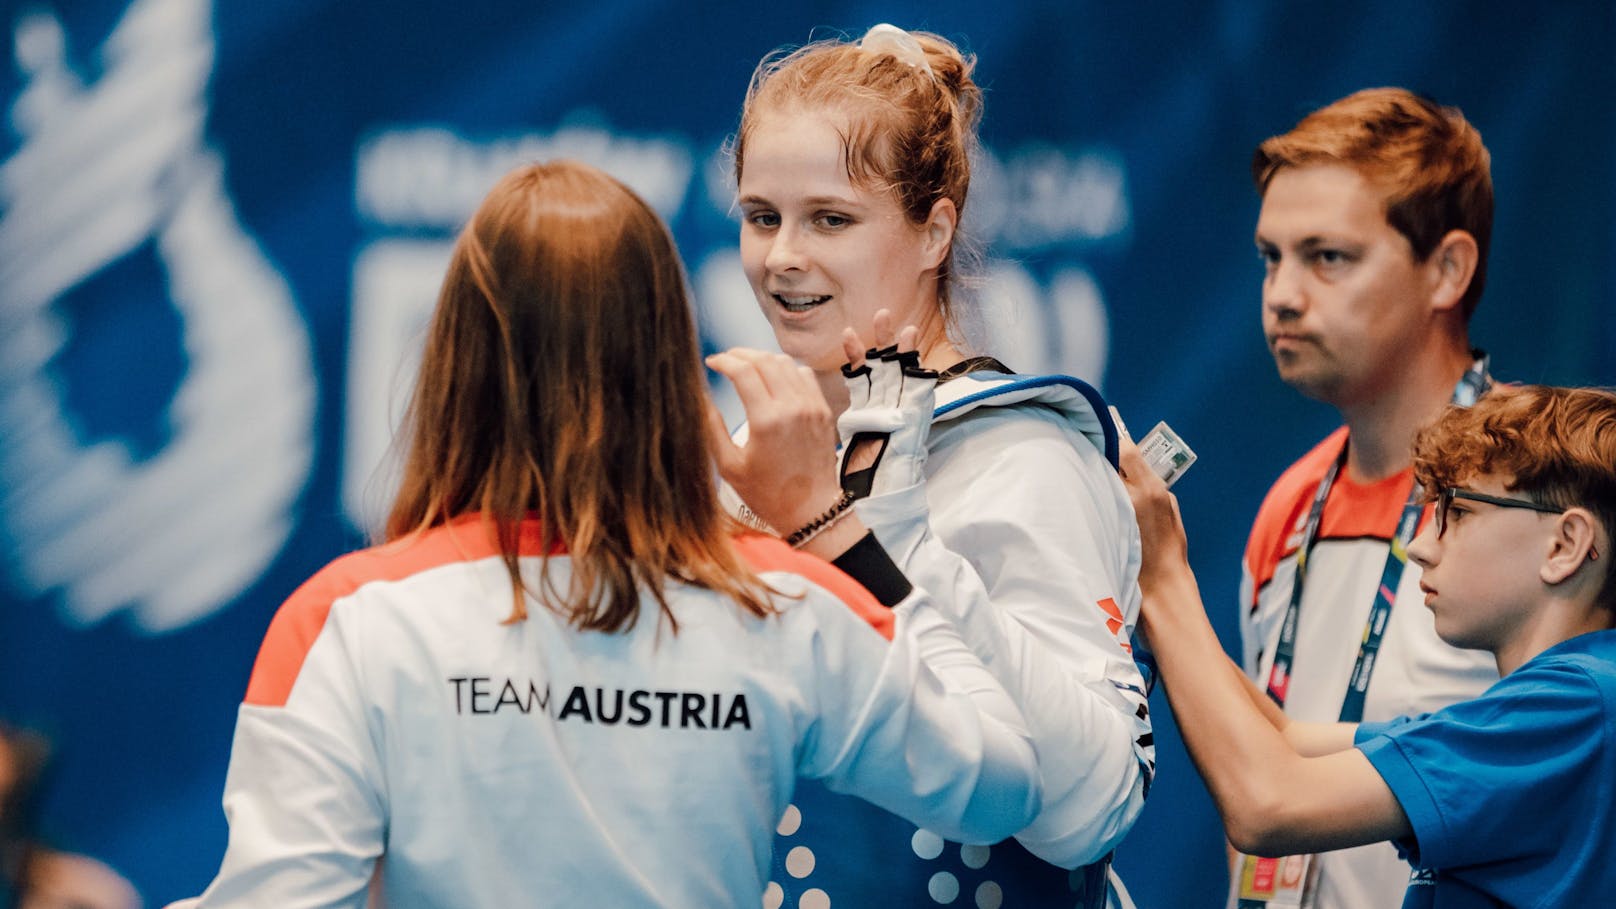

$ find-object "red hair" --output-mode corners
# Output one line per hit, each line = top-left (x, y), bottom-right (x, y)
(734, 27), (982, 323)
(1254, 88), (1493, 319)
(1413, 384), (1616, 607)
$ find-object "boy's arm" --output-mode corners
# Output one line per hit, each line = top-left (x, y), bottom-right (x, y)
(1230, 660), (1359, 757)
(1120, 442), (1412, 856)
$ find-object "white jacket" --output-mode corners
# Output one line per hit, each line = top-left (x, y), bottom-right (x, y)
(863, 372), (1153, 867)
(727, 369), (1152, 907)
(177, 516), (1040, 908)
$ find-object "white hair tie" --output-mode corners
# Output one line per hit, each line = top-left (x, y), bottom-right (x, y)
(858, 23), (934, 78)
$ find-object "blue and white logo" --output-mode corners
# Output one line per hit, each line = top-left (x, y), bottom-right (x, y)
(0, 0), (315, 633)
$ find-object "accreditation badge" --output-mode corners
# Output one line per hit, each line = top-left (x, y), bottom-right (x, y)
(1232, 852), (1316, 908)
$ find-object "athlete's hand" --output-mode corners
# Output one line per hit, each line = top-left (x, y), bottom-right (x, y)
(839, 308), (920, 376)
(706, 347), (844, 536)
(839, 309), (921, 476)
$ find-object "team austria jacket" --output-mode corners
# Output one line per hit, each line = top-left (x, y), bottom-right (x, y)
(175, 515), (1042, 908)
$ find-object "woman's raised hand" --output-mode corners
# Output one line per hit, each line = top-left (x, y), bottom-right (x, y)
(705, 348), (844, 536)
(840, 309), (921, 371)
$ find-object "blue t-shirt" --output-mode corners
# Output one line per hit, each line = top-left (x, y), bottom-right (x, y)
(1355, 629), (1616, 908)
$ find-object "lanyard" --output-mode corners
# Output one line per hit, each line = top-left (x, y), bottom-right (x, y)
(1264, 358), (1491, 722)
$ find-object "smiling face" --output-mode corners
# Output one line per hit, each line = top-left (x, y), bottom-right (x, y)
(1407, 472), (1555, 653)
(738, 109), (948, 373)
(1255, 163), (1442, 408)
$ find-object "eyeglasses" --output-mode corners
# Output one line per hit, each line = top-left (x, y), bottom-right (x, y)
(1434, 487), (1564, 539)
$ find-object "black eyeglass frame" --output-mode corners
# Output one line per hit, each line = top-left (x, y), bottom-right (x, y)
(1434, 487), (1565, 538)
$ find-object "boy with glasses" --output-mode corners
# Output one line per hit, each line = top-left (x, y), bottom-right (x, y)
(1121, 383), (1616, 907)
(1433, 487), (1568, 530)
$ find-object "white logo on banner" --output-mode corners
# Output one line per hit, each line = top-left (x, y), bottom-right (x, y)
(0, 0), (315, 633)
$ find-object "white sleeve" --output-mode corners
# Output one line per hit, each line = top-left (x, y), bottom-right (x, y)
(794, 583), (1042, 847)
(188, 604), (384, 908)
(854, 409), (1152, 868)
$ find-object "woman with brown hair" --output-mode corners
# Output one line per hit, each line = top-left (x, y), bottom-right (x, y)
(709, 23), (1153, 909)
(176, 160), (1041, 908)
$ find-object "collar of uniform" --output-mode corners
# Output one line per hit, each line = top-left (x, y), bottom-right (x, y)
(932, 371), (1119, 469)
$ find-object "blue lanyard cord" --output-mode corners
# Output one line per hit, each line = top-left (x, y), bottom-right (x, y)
(1264, 357), (1491, 721)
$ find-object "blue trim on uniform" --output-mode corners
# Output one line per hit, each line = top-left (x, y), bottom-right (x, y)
(934, 374), (1120, 469)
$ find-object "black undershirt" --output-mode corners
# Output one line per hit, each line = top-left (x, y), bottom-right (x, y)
(937, 355), (1013, 383)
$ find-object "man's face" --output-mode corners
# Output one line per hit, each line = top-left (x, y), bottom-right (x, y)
(1255, 163), (1438, 408)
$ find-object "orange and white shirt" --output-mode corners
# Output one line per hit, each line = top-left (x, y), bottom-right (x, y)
(178, 516), (1041, 909)
(1239, 428), (1498, 909)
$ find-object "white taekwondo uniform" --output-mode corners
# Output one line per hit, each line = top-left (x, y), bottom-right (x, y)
(734, 366), (1154, 909)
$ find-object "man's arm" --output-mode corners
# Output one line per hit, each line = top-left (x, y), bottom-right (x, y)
(1120, 443), (1412, 856)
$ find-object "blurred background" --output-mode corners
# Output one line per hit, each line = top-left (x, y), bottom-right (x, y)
(0, 0), (1611, 906)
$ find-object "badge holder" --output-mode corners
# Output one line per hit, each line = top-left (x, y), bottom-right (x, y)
(1233, 852), (1317, 908)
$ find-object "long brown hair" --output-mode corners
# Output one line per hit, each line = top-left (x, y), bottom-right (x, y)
(386, 160), (774, 630)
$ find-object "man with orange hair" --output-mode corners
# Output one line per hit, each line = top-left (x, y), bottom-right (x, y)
(1125, 383), (1616, 908)
(1236, 88), (1502, 907)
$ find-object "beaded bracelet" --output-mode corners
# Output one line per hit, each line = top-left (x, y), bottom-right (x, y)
(786, 489), (858, 548)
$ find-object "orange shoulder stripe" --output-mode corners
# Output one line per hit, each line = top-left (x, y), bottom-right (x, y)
(732, 534), (895, 641)
(244, 515), (562, 707)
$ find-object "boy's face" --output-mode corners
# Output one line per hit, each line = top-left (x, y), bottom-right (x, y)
(1408, 472), (1560, 652)
(1254, 163), (1441, 409)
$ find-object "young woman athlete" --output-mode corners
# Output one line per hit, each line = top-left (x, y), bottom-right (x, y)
(708, 23), (1154, 909)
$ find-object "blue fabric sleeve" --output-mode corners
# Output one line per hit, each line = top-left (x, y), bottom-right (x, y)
(1354, 716), (1415, 744)
(1354, 658), (1604, 872)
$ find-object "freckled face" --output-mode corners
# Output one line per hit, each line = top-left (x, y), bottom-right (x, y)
(1255, 164), (1439, 407)
(738, 110), (939, 373)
